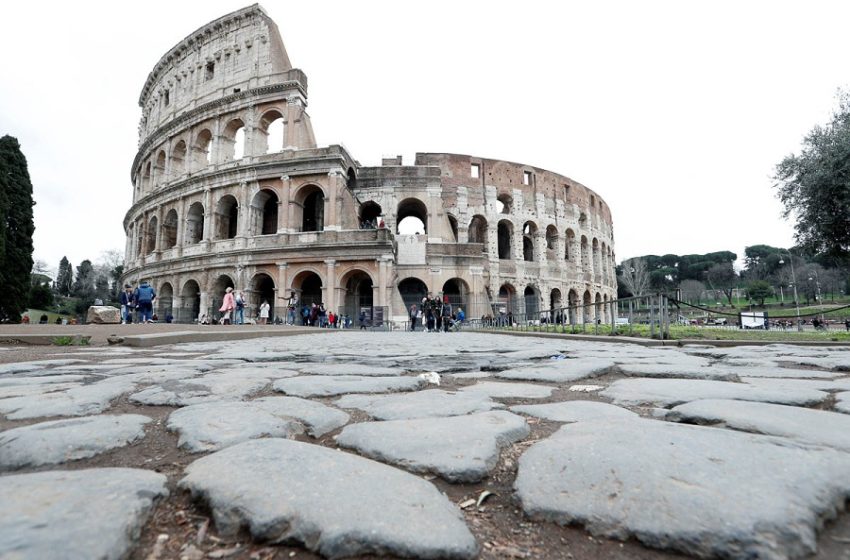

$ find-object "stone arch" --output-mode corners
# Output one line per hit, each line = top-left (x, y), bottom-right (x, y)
(550, 288), (562, 311)
(442, 278), (469, 312)
(250, 272), (276, 320)
(592, 238), (601, 281)
(293, 184), (325, 232)
(211, 274), (235, 314)
(186, 202), (204, 244)
(340, 268), (375, 319)
(222, 118), (246, 161)
(171, 140), (187, 177)
(250, 188), (279, 236)
(595, 292), (603, 323)
(397, 197), (428, 234)
(398, 277), (428, 311)
(156, 282), (174, 320)
(155, 150), (166, 186)
(524, 285), (540, 318)
(565, 228), (575, 260)
(568, 288), (579, 324)
(194, 129), (212, 169)
(290, 269), (324, 307)
(145, 216), (158, 255)
(347, 168), (357, 190)
(162, 209), (178, 250)
(583, 289), (593, 323)
(142, 161), (152, 193)
(359, 200), (382, 228)
(581, 235), (590, 273)
(546, 225), (558, 255)
(496, 192), (512, 214)
(259, 109), (285, 154)
(497, 219), (513, 260)
(498, 283), (517, 317)
(468, 214), (487, 245)
(214, 194), (239, 240)
(522, 221), (537, 262)
(447, 214), (459, 242)
(179, 279), (201, 323)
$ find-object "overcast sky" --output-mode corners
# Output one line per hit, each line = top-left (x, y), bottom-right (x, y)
(2, 0), (847, 275)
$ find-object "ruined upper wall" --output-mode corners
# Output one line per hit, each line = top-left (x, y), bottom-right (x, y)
(137, 4), (303, 141)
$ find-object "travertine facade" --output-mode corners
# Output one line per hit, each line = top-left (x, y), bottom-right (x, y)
(123, 5), (616, 323)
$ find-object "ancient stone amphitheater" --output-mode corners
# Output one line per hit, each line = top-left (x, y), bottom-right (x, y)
(122, 5), (616, 324)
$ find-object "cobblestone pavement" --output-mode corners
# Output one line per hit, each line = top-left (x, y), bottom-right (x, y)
(2, 332), (850, 560)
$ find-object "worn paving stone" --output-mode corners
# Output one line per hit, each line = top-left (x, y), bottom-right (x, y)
(335, 389), (501, 420)
(295, 363), (404, 376)
(337, 410), (529, 482)
(0, 468), (168, 560)
(835, 392), (850, 414)
(736, 366), (842, 379)
(129, 372), (270, 406)
(273, 375), (424, 397)
(614, 363), (740, 381)
(515, 417), (850, 559)
(0, 381), (85, 399)
(667, 398), (850, 452)
(510, 400), (638, 423)
(0, 359), (88, 375)
(167, 402), (303, 452)
(203, 351), (296, 362)
(250, 396), (350, 436)
(460, 381), (555, 400)
(179, 439), (478, 559)
(0, 414), (150, 469)
(495, 358), (614, 383)
(0, 378), (136, 420)
(601, 378), (829, 408)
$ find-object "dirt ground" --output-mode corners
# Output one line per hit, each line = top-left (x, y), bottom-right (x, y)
(3, 333), (850, 559)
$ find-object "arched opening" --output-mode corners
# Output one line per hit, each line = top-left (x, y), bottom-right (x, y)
(496, 193), (512, 214)
(155, 151), (166, 186)
(442, 278), (469, 312)
(295, 186), (325, 232)
(546, 225), (558, 256)
(583, 289), (593, 323)
(142, 162), (152, 193)
(260, 110), (285, 154)
(212, 274), (235, 321)
(447, 214), (459, 242)
(579, 212), (588, 228)
(397, 198), (428, 235)
(180, 280), (201, 323)
(592, 238), (601, 281)
(581, 236), (590, 272)
(565, 229), (575, 260)
(250, 189), (279, 236)
(522, 221), (537, 262)
(568, 289), (579, 325)
(162, 209), (178, 249)
(550, 288), (562, 311)
(497, 220), (513, 260)
(595, 292), (603, 323)
(524, 285), (539, 318)
(398, 277), (428, 312)
(157, 282), (174, 321)
(215, 195), (239, 240)
(171, 140), (187, 177)
(145, 216), (158, 255)
(347, 168), (357, 190)
(342, 270), (374, 320)
(186, 202), (205, 244)
(134, 222), (143, 258)
(468, 215), (488, 246)
(359, 201), (382, 229)
(497, 284), (517, 318)
(223, 119), (246, 161)
(194, 129), (212, 168)
(293, 271), (323, 308)
(251, 273), (276, 321)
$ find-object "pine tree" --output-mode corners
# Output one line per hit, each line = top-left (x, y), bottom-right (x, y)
(56, 256), (73, 296)
(0, 136), (35, 322)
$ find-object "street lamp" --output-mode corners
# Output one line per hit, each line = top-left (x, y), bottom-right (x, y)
(808, 269), (823, 322)
(778, 254), (803, 331)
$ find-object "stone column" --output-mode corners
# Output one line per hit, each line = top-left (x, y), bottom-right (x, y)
(236, 181), (250, 248)
(279, 176), (291, 232)
(535, 232), (546, 264)
(202, 189), (212, 248)
(324, 260), (337, 311)
(154, 206), (164, 259)
(426, 186), (442, 243)
(277, 263), (289, 299)
(175, 197), (186, 257)
(469, 266), (487, 320)
(325, 171), (343, 231)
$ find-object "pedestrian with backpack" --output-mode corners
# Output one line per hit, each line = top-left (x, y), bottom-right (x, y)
(133, 281), (156, 324)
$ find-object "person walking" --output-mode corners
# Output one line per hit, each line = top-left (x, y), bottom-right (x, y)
(234, 290), (245, 325)
(441, 296), (453, 332)
(409, 303), (418, 331)
(119, 284), (134, 324)
(359, 310), (367, 330)
(133, 281), (156, 324)
(219, 287), (235, 325)
(258, 300), (270, 325)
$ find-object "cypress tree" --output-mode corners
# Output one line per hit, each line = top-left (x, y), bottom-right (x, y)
(56, 256), (73, 296)
(0, 136), (35, 322)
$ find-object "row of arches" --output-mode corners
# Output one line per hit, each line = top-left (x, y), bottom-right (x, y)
(136, 109), (292, 197)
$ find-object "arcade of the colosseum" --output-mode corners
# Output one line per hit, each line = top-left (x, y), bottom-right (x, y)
(122, 4), (617, 324)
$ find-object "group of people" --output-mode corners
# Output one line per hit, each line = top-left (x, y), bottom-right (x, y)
(359, 216), (386, 230)
(119, 281), (162, 324)
(409, 294), (465, 332)
(215, 287), (270, 325)
(296, 301), (354, 329)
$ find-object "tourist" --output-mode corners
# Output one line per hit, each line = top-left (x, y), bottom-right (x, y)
(133, 281), (156, 323)
(441, 296), (453, 332)
(234, 290), (245, 325)
(21, 314), (30, 324)
(119, 284), (134, 324)
(359, 310), (367, 330)
(301, 304), (310, 326)
(845, 319), (850, 331)
(409, 303), (418, 331)
(219, 287), (235, 325)
(287, 292), (297, 325)
(456, 307), (465, 324)
(309, 303), (319, 326)
(259, 300), (270, 325)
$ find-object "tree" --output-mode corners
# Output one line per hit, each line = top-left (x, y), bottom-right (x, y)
(0, 136), (35, 322)
(71, 260), (96, 313)
(28, 281), (54, 310)
(774, 91), (850, 267)
(619, 257), (651, 296)
(705, 262), (738, 305)
(746, 280), (773, 307)
(55, 256), (73, 296)
(679, 280), (706, 305)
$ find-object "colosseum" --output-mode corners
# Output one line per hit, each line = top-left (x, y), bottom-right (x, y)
(122, 4), (617, 325)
